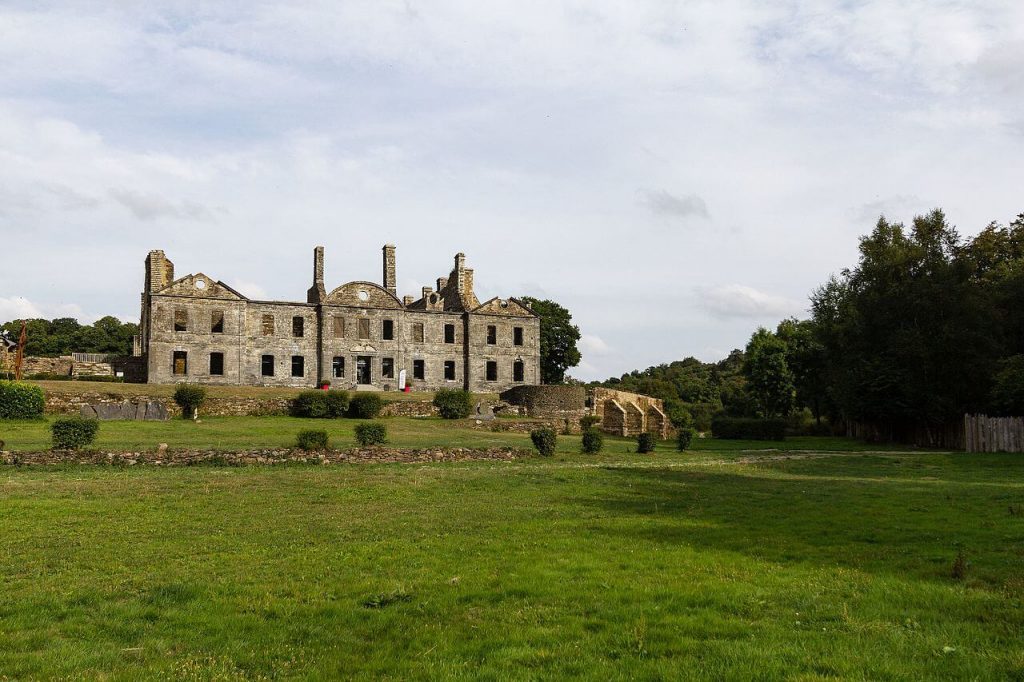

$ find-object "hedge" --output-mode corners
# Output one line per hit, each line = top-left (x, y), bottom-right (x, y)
(348, 393), (384, 419)
(292, 390), (351, 418)
(676, 427), (696, 451)
(637, 432), (656, 453)
(433, 388), (474, 419)
(354, 422), (387, 446)
(530, 427), (557, 456)
(581, 428), (603, 454)
(0, 381), (45, 419)
(173, 385), (207, 418)
(710, 416), (787, 441)
(296, 429), (329, 451)
(51, 416), (99, 450)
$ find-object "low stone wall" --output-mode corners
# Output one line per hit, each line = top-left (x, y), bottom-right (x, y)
(470, 417), (577, 434)
(381, 400), (437, 417)
(1, 446), (530, 467)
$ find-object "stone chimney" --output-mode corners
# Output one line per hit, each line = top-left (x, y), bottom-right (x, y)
(145, 250), (174, 293)
(403, 295), (413, 306)
(437, 276), (449, 292)
(307, 246), (326, 304)
(382, 244), (397, 295)
(454, 252), (466, 291)
(462, 267), (479, 308)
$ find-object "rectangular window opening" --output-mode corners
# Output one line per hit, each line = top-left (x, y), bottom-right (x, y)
(292, 316), (304, 338)
(444, 360), (456, 381)
(486, 361), (498, 381)
(174, 310), (187, 332)
(356, 356), (371, 384)
(358, 318), (370, 340)
(172, 350), (187, 375)
(333, 315), (345, 337)
(382, 357), (394, 379)
(332, 356), (345, 378)
(413, 322), (424, 343)
(413, 359), (425, 380)
(487, 325), (497, 345)
(382, 319), (394, 340)
(291, 355), (304, 377)
(444, 324), (455, 344)
(513, 360), (524, 382)
(514, 327), (524, 346)
(211, 311), (224, 334)
(262, 314), (274, 336)
(209, 352), (224, 376)
(261, 354), (274, 377)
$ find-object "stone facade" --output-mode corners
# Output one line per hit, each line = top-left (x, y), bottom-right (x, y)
(139, 246), (542, 392)
(500, 385), (671, 439)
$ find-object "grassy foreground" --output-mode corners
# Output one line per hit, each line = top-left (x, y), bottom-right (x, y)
(1, 447), (1023, 679)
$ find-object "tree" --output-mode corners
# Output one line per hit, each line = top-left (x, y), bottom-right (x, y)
(743, 327), (794, 418)
(520, 297), (581, 384)
(776, 318), (829, 424)
(990, 355), (1024, 416)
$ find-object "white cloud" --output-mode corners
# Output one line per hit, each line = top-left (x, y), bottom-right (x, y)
(580, 334), (611, 356)
(0, 296), (89, 322)
(229, 279), (268, 300)
(639, 189), (710, 221)
(697, 285), (805, 320)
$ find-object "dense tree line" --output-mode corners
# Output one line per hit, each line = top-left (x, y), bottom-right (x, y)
(0, 317), (138, 357)
(596, 209), (1024, 438)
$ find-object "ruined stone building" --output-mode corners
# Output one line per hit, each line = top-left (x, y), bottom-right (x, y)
(139, 246), (541, 391)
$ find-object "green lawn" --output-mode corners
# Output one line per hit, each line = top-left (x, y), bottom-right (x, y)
(1, 445), (1022, 679)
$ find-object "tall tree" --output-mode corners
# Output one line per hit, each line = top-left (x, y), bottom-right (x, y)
(520, 297), (581, 384)
(743, 327), (795, 418)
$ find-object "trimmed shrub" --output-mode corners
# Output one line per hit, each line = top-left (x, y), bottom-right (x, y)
(676, 427), (696, 451)
(530, 427), (557, 456)
(296, 428), (329, 451)
(348, 393), (384, 419)
(579, 415), (600, 431)
(293, 390), (329, 418)
(354, 422), (387, 446)
(0, 381), (45, 419)
(51, 416), (99, 450)
(26, 373), (72, 381)
(710, 416), (787, 441)
(581, 428), (603, 454)
(325, 391), (350, 417)
(173, 385), (207, 419)
(433, 388), (474, 419)
(637, 432), (656, 453)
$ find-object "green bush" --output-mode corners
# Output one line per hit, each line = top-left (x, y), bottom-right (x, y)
(348, 393), (384, 419)
(77, 375), (124, 383)
(296, 428), (329, 451)
(710, 416), (787, 440)
(637, 432), (656, 453)
(0, 381), (45, 419)
(432, 388), (475, 419)
(530, 427), (557, 456)
(579, 415), (600, 430)
(173, 385), (207, 418)
(325, 391), (350, 417)
(293, 390), (328, 418)
(676, 427), (696, 451)
(354, 422), (388, 446)
(51, 416), (99, 450)
(581, 428), (603, 454)
(26, 373), (72, 381)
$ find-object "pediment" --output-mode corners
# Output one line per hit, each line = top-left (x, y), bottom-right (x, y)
(325, 281), (403, 309)
(159, 273), (247, 300)
(473, 297), (536, 317)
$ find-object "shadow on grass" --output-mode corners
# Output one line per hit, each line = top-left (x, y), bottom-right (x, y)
(579, 462), (1024, 590)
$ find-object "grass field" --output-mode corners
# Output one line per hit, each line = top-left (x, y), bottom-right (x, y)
(1, 438), (1022, 678)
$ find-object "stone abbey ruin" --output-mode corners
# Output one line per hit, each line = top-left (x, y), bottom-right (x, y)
(139, 245), (542, 392)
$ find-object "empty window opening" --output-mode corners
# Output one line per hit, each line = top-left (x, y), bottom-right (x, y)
(292, 316), (304, 338)
(262, 314), (274, 336)
(261, 355), (274, 377)
(514, 327), (524, 346)
(444, 360), (456, 381)
(444, 324), (455, 344)
(382, 320), (394, 340)
(356, 356), (371, 384)
(513, 360), (524, 382)
(174, 310), (187, 332)
(486, 361), (498, 381)
(291, 355), (304, 377)
(382, 357), (394, 379)
(332, 356), (345, 378)
(358, 318), (370, 340)
(172, 350), (187, 375)
(211, 311), (224, 334)
(413, 359), (425, 380)
(487, 325), (497, 345)
(209, 352), (224, 376)
(413, 322), (424, 343)
(333, 315), (345, 337)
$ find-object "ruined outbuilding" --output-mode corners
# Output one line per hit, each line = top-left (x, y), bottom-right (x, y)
(139, 246), (541, 391)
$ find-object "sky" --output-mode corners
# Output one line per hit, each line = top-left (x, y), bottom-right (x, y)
(1, 1), (1022, 380)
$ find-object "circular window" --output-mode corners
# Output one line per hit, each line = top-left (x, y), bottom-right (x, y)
(429, 294), (438, 304)
(194, 279), (207, 290)
(358, 290), (369, 301)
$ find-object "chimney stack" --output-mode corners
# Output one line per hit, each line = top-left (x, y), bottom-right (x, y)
(145, 250), (174, 293)
(382, 244), (397, 295)
(307, 246), (326, 303)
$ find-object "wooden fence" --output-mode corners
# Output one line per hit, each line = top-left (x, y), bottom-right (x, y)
(964, 414), (1024, 453)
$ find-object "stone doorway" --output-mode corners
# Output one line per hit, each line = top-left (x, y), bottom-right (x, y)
(356, 356), (372, 384)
